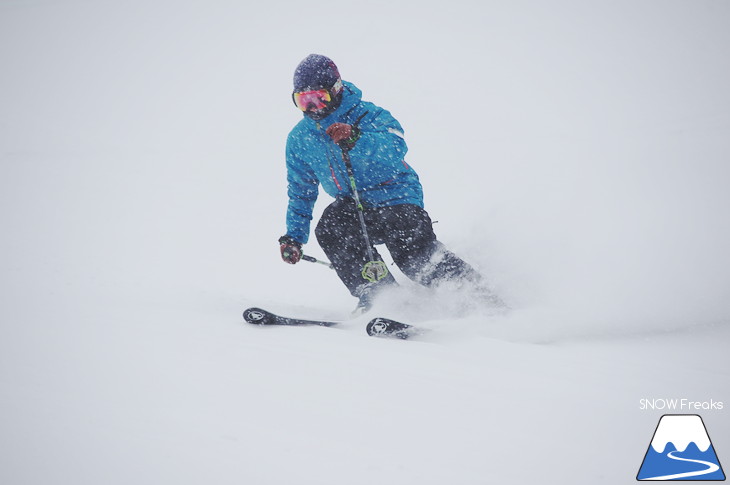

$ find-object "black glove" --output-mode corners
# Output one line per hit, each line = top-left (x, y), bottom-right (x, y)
(278, 235), (302, 264)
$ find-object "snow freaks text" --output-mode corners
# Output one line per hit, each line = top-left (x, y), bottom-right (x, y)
(639, 399), (724, 411)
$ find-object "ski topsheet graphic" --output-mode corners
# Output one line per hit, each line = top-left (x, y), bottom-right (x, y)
(637, 414), (725, 481)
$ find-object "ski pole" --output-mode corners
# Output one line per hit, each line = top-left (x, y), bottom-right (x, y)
(338, 116), (389, 283)
(301, 254), (334, 269)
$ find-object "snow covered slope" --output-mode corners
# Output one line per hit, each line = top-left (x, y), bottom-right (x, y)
(1, 1), (729, 484)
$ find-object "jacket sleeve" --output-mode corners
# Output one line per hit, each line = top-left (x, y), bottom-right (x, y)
(285, 134), (319, 244)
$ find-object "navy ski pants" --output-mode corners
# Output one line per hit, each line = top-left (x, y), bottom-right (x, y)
(314, 197), (479, 297)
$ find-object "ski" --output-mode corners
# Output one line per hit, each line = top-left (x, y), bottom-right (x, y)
(243, 307), (338, 327)
(365, 317), (419, 339)
(243, 307), (416, 339)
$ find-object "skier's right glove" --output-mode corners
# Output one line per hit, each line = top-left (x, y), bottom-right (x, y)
(278, 235), (302, 264)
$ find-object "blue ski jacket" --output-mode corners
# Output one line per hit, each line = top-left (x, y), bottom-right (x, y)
(285, 81), (424, 244)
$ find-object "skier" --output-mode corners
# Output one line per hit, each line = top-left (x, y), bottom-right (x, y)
(279, 54), (496, 313)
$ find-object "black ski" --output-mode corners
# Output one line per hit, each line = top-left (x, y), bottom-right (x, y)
(243, 307), (416, 339)
(243, 307), (337, 327)
(365, 317), (419, 339)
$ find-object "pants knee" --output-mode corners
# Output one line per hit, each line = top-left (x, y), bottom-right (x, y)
(315, 198), (359, 249)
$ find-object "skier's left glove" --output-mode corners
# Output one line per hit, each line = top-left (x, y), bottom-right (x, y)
(326, 123), (361, 150)
(278, 235), (302, 264)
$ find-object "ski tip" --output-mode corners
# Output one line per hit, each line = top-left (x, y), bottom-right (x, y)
(366, 317), (414, 339)
(243, 307), (272, 325)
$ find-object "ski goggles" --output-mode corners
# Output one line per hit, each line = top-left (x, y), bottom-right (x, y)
(293, 88), (331, 112)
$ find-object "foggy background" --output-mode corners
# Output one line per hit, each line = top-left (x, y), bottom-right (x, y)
(1, 1), (729, 483)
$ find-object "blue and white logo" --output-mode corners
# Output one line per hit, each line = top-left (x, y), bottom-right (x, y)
(637, 414), (725, 481)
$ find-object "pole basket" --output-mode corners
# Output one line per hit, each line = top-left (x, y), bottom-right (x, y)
(362, 260), (389, 283)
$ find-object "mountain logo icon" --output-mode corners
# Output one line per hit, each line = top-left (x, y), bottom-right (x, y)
(637, 414), (726, 481)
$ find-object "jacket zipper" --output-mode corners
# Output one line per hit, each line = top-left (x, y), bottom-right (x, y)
(317, 121), (344, 191)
